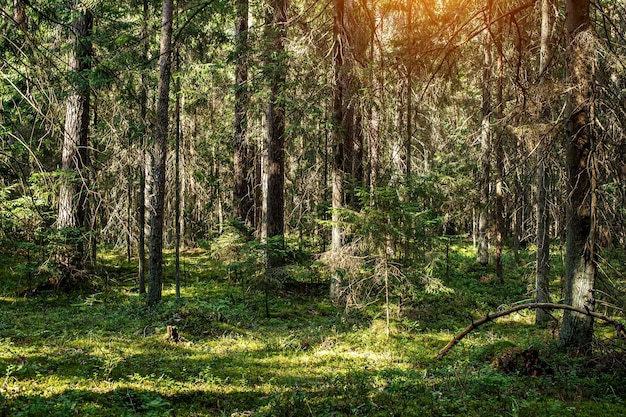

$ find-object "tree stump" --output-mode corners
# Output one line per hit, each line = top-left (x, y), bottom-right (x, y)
(166, 325), (180, 343)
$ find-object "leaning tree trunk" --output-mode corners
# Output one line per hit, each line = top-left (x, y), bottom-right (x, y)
(57, 3), (93, 280)
(147, 0), (174, 307)
(558, 0), (597, 352)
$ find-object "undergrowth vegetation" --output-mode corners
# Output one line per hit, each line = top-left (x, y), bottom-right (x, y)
(1, 240), (625, 416)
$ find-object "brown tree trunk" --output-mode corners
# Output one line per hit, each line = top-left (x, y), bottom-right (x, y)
(57, 3), (93, 279)
(174, 50), (182, 301)
(477, 1), (492, 267)
(330, 0), (348, 303)
(405, 68), (412, 180)
(494, 4), (504, 283)
(137, 0), (149, 294)
(233, 0), (255, 229)
(405, 0), (413, 181)
(342, 0), (361, 209)
(558, 0), (597, 352)
(535, 0), (555, 324)
(261, 0), (287, 253)
(147, 0), (174, 307)
(342, 103), (355, 206)
(369, 13), (381, 201)
(353, 108), (364, 187)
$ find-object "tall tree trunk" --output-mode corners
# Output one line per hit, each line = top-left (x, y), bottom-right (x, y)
(369, 14), (381, 201)
(147, 0), (174, 307)
(353, 108), (364, 187)
(57, 3), (93, 279)
(137, 0), (149, 294)
(558, 0), (597, 352)
(535, 0), (554, 324)
(477, 1), (492, 266)
(330, 0), (348, 303)
(494, 4), (504, 283)
(405, 68), (412, 180)
(405, 0), (412, 181)
(342, 40), (361, 205)
(233, 0), (254, 228)
(342, 103), (355, 206)
(261, 0), (287, 253)
(126, 148), (132, 263)
(174, 50), (182, 301)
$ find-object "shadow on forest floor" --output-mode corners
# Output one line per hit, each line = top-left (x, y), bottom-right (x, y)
(1, 246), (625, 416)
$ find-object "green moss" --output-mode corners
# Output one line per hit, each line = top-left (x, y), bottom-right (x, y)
(0, 245), (624, 416)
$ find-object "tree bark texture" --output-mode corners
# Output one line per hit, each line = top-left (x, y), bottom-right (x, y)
(147, 0), (174, 307)
(174, 50), (182, 301)
(330, 0), (348, 303)
(405, 69), (412, 180)
(13, 0), (27, 31)
(341, 6), (361, 208)
(233, 0), (255, 228)
(494, 4), (504, 282)
(57, 3), (92, 278)
(262, 0), (287, 247)
(477, 3), (492, 267)
(558, 0), (597, 352)
(404, 0), (412, 180)
(137, 0), (149, 294)
(535, 0), (554, 324)
(368, 13), (381, 201)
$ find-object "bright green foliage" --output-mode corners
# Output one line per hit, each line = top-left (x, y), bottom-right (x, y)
(2, 243), (624, 416)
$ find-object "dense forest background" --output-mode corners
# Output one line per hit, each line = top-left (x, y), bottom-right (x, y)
(2, 0), (626, 340)
(2, 0), (626, 415)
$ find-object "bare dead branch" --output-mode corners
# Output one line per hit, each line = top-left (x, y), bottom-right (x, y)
(438, 302), (625, 358)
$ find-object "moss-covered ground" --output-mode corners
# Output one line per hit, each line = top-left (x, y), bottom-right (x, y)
(0, 243), (624, 416)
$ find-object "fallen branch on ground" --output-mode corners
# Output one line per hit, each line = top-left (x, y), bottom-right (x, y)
(438, 303), (625, 358)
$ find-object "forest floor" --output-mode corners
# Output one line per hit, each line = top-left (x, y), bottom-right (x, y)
(0, 241), (625, 416)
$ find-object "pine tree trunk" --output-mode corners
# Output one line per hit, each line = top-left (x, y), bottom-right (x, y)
(477, 3), (492, 267)
(405, 0), (412, 181)
(330, 0), (347, 303)
(558, 0), (596, 352)
(261, 0), (287, 254)
(233, 0), (254, 228)
(174, 50), (182, 301)
(147, 0), (174, 307)
(342, 103), (355, 206)
(535, 0), (554, 324)
(494, 5), (504, 283)
(137, 0), (149, 295)
(369, 13), (381, 201)
(57, 3), (92, 279)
